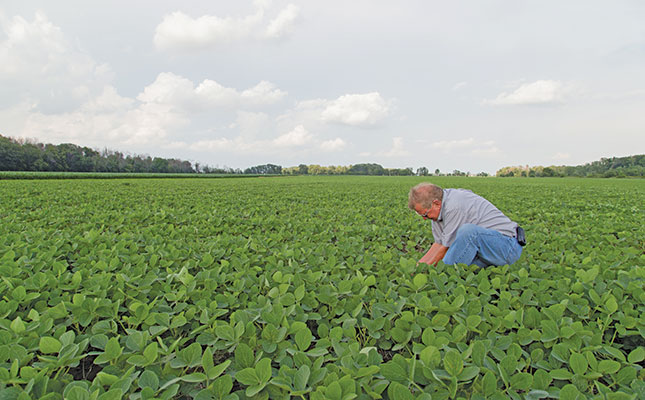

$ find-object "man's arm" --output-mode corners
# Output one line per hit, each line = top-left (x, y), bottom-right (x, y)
(418, 242), (449, 267)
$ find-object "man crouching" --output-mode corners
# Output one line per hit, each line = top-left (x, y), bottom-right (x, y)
(409, 182), (525, 268)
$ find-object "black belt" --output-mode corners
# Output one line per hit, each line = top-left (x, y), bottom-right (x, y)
(516, 226), (526, 246)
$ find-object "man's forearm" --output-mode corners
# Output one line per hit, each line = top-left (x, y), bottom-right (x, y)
(418, 242), (449, 266)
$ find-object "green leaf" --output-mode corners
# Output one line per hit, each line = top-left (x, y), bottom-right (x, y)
(181, 373), (207, 383)
(235, 368), (258, 386)
(324, 381), (342, 400)
(66, 386), (90, 400)
(96, 372), (119, 386)
(457, 366), (479, 381)
(387, 382), (414, 400)
(570, 352), (588, 375)
(356, 365), (380, 378)
(294, 284), (306, 301)
(96, 337), (122, 364)
(420, 345), (440, 368)
(627, 347), (645, 364)
(294, 365), (310, 391)
(604, 295), (618, 314)
(10, 317), (26, 334)
(432, 314), (450, 327)
(212, 374), (233, 399)
(207, 359), (231, 381)
(138, 370), (159, 390)
(215, 325), (235, 342)
(255, 358), (272, 383)
(235, 343), (254, 369)
(598, 359), (621, 374)
(97, 389), (123, 400)
(143, 342), (158, 363)
(105, 337), (122, 358)
(246, 383), (267, 397)
(295, 328), (312, 352)
(525, 390), (550, 400)
(39, 337), (62, 354)
(380, 361), (408, 384)
(183, 343), (203, 368)
(413, 274), (428, 289)
(466, 315), (481, 329)
(471, 341), (486, 365)
(510, 372), (532, 391)
(443, 349), (463, 377)
(550, 369), (573, 380)
(559, 384), (582, 400)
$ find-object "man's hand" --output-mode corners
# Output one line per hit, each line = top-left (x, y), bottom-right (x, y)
(418, 243), (449, 267)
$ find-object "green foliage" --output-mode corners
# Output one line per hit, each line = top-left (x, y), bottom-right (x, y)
(496, 154), (645, 178)
(0, 176), (643, 399)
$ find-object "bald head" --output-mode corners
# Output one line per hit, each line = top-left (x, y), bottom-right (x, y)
(408, 183), (443, 210)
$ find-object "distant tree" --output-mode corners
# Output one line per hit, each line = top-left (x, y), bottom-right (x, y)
(348, 163), (385, 175)
(244, 164), (282, 174)
(416, 167), (429, 176)
(298, 164), (309, 175)
(0, 134), (197, 173)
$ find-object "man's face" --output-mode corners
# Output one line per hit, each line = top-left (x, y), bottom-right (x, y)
(414, 200), (441, 221)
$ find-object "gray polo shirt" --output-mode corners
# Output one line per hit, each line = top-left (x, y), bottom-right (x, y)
(431, 188), (518, 247)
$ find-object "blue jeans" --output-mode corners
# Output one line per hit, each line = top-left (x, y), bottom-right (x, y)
(443, 224), (522, 267)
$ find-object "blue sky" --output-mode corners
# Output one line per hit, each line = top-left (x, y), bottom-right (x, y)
(1, 1), (644, 173)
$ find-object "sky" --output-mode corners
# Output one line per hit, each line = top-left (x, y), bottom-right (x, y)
(1, 1), (644, 173)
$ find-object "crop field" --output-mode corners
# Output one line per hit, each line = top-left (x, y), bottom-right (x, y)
(0, 176), (643, 400)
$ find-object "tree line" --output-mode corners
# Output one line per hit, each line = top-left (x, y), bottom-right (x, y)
(4, 134), (640, 178)
(0, 135), (449, 176)
(0, 135), (200, 173)
(496, 155), (645, 178)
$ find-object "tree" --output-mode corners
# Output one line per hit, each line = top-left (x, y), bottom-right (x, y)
(348, 163), (384, 175)
(244, 164), (282, 174)
(416, 167), (429, 176)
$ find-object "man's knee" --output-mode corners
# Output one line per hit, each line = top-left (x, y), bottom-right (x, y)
(443, 224), (481, 265)
(455, 223), (480, 239)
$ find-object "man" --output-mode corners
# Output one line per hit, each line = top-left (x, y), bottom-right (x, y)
(409, 182), (525, 268)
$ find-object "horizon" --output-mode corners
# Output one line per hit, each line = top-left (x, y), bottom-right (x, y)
(1, 1), (644, 174)
(4, 133), (641, 174)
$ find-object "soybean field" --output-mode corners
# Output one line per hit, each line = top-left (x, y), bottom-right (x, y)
(0, 176), (643, 399)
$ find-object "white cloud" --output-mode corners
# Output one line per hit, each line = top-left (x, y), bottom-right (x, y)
(321, 92), (390, 127)
(153, 11), (262, 51)
(320, 138), (346, 151)
(0, 11), (112, 111)
(432, 137), (475, 149)
(12, 72), (286, 148)
(235, 111), (270, 138)
(265, 4), (300, 39)
(273, 125), (312, 147)
(189, 138), (235, 151)
(485, 80), (568, 106)
(276, 93), (392, 135)
(240, 81), (288, 105)
(471, 144), (500, 156)
(381, 137), (408, 157)
(18, 86), (188, 146)
(139, 72), (286, 110)
(154, 3), (300, 51)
